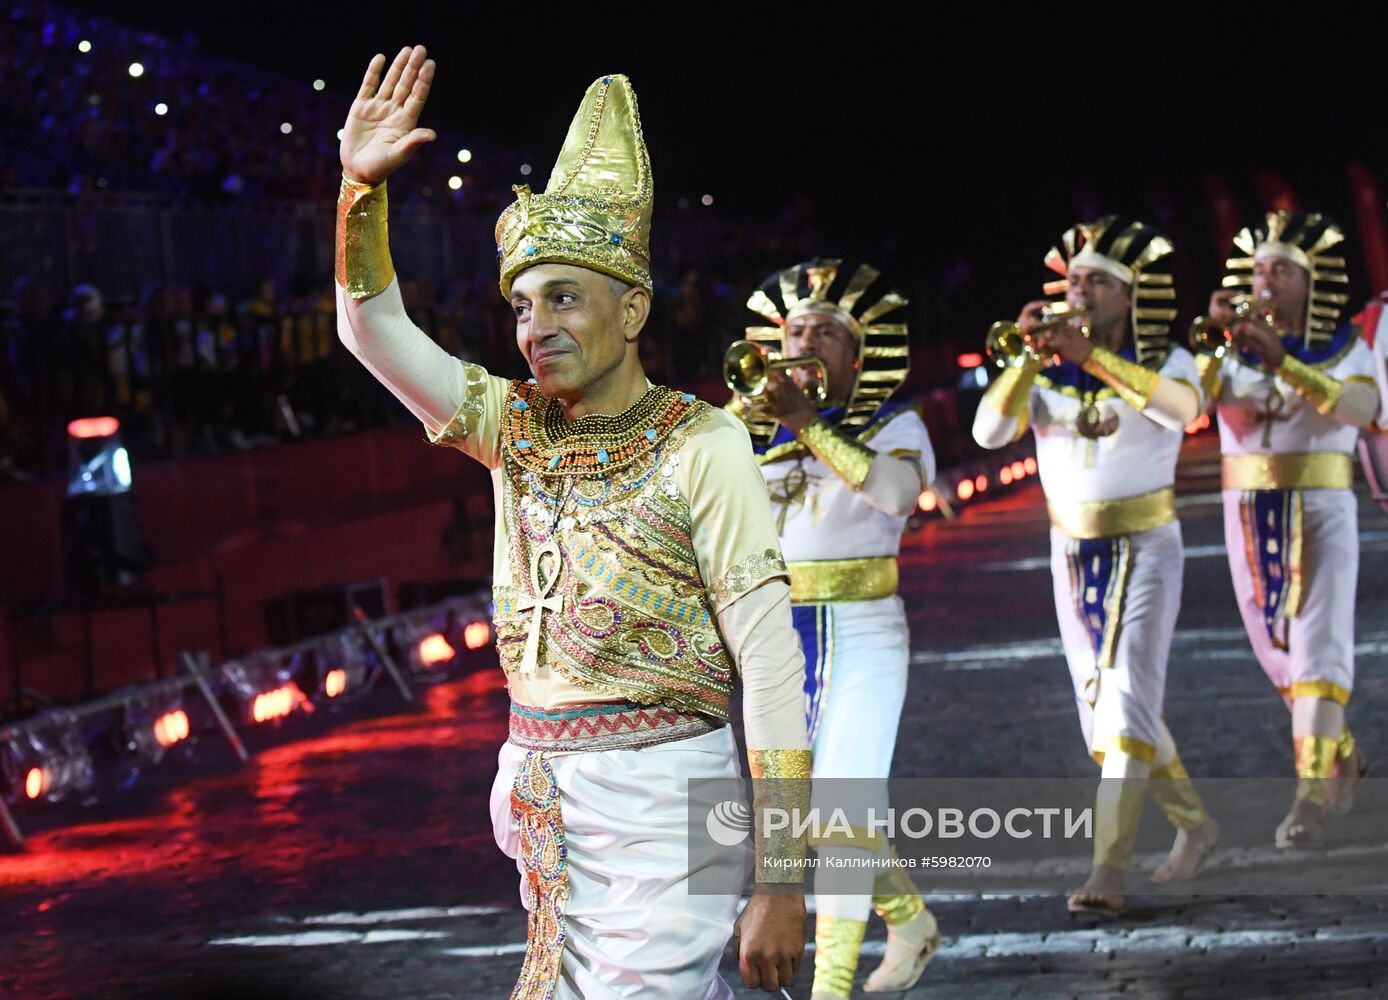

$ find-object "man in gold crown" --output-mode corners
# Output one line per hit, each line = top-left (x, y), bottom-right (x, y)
(334, 46), (809, 996)
(972, 217), (1220, 916)
(727, 260), (939, 998)
(1201, 211), (1378, 848)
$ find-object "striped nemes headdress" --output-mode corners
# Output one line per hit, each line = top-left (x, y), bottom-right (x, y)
(1222, 211), (1350, 349)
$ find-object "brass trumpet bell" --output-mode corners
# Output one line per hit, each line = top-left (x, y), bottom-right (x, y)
(983, 304), (1089, 369)
(723, 339), (828, 404)
(1187, 294), (1271, 358)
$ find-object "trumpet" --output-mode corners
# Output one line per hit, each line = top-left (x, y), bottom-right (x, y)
(984, 303), (1089, 369)
(1188, 293), (1273, 357)
(723, 339), (829, 405)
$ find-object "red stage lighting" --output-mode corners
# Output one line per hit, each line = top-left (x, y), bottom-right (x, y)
(463, 622), (491, 651)
(252, 686), (298, 723)
(975, 474), (988, 493)
(1024, 457), (1038, 475)
(419, 634), (457, 667)
(153, 710), (190, 747)
(24, 767), (47, 800)
(67, 416), (120, 439)
(1000, 467), (1013, 485)
(957, 479), (975, 501)
(917, 490), (937, 513)
(1011, 460), (1026, 479)
(956, 352), (984, 369)
(324, 669), (347, 698)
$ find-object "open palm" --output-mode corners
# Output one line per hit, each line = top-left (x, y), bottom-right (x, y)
(340, 45), (436, 186)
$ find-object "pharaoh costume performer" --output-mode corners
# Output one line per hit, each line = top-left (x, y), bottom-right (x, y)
(972, 218), (1216, 909)
(730, 261), (939, 997)
(336, 74), (810, 998)
(1199, 212), (1377, 845)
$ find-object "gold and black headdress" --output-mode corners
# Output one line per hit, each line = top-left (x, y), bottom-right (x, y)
(1221, 210), (1350, 349)
(1042, 216), (1176, 366)
(742, 258), (909, 447)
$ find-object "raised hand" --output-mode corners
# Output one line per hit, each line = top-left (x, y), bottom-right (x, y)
(340, 45), (437, 186)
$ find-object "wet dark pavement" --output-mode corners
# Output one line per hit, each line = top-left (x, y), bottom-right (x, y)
(4, 433), (1388, 999)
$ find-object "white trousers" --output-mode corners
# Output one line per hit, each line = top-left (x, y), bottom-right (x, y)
(1050, 520), (1183, 762)
(806, 595), (910, 920)
(491, 727), (741, 999)
(1222, 488), (1358, 700)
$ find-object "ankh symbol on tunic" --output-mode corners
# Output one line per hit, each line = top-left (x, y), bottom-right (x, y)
(515, 540), (563, 674)
(1254, 385), (1290, 448)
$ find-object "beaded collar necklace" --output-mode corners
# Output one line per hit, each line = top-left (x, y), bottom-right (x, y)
(504, 378), (700, 476)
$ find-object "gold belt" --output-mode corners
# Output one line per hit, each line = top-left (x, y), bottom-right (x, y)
(787, 556), (898, 603)
(1222, 452), (1354, 491)
(1047, 487), (1176, 540)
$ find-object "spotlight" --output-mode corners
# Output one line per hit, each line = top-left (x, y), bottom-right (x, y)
(957, 479), (975, 501)
(224, 657), (306, 724)
(1000, 467), (1013, 485)
(917, 490), (937, 513)
(78, 40), (92, 53)
(153, 710), (189, 748)
(316, 632), (369, 700)
(956, 353), (984, 369)
(252, 686), (299, 723)
(336, 128), (344, 140)
(701, 194), (713, 206)
(61, 416), (152, 595)
(128, 62), (144, 78)
(324, 669), (347, 698)
(463, 621), (491, 651)
(448, 176), (463, 190)
(418, 634), (456, 668)
(456, 149), (472, 163)
(280, 122), (293, 134)
(24, 768), (46, 800)
(2, 722), (94, 805)
(313, 79), (325, 91)
(154, 102), (168, 116)
(975, 474), (988, 493)
(519, 163), (532, 176)
(1023, 456), (1037, 475)
(1011, 460), (1026, 479)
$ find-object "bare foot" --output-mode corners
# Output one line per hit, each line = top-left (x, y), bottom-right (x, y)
(863, 905), (940, 993)
(1329, 749), (1368, 818)
(1274, 796), (1326, 849)
(1066, 864), (1128, 917)
(1150, 817), (1220, 884)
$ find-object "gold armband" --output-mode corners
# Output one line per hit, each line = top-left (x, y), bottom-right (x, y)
(984, 364), (1037, 422)
(748, 748), (812, 885)
(335, 175), (394, 299)
(1277, 355), (1343, 416)
(1194, 353), (1223, 402)
(1082, 345), (1160, 411)
(796, 417), (875, 490)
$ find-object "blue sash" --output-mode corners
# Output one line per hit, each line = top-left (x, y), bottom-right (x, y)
(1064, 536), (1132, 674)
(1238, 489), (1303, 650)
(792, 603), (834, 743)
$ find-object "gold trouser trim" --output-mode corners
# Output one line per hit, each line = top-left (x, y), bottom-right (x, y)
(797, 417), (875, 490)
(1149, 754), (1208, 830)
(1091, 734), (1157, 766)
(1221, 452), (1354, 491)
(1277, 355), (1344, 415)
(1092, 777), (1148, 870)
(1083, 345), (1160, 411)
(1284, 680), (1352, 706)
(813, 915), (867, 999)
(335, 175), (394, 299)
(510, 752), (569, 1000)
(748, 748), (811, 884)
(872, 850), (925, 926)
(788, 556), (899, 603)
(1049, 487), (1176, 540)
(1338, 726), (1357, 762)
(1295, 736), (1339, 806)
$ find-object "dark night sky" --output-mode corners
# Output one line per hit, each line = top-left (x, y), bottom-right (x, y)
(67, 3), (1388, 342)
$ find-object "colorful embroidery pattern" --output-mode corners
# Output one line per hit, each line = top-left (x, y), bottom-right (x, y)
(510, 752), (569, 1000)
(1239, 489), (1304, 650)
(509, 701), (719, 752)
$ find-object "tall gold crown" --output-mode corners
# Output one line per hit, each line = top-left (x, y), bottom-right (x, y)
(1222, 210), (1350, 348)
(742, 258), (910, 447)
(495, 75), (653, 297)
(1042, 215), (1177, 367)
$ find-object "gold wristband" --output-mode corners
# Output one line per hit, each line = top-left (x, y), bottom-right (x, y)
(1082, 345), (1160, 411)
(748, 748), (812, 885)
(985, 365), (1037, 420)
(1195, 352), (1223, 402)
(796, 417), (875, 491)
(335, 175), (394, 299)
(1277, 355), (1343, 416)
